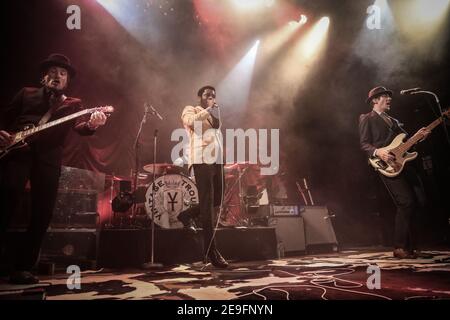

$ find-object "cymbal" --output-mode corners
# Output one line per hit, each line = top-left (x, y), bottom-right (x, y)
(105, 174), (132, 181)
(224, 162), (260, 170)
(143, 163), (185, 175)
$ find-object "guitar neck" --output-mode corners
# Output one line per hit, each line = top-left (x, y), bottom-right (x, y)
(22, 109), (91, 137)
(402, 116), (444, 151)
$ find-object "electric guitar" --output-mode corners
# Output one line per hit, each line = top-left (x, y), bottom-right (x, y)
(0, 105), (114, 160)
(369, 109), (449, 177)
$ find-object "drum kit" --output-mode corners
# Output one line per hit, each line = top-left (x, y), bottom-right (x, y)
(106, 161), (268, 229)
(220, 162), (267, 227)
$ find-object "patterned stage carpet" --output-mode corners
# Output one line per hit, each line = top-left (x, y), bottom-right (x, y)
(1, 248), (450, 300)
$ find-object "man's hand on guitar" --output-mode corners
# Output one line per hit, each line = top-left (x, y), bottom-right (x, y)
(376, 149), (395, 163)
(87, 111), (107, 130)
(0, 130), (13, 147)
(417, 127), (431, 142)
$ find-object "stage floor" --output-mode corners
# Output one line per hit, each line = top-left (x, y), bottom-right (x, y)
(1, 247), (450, 300)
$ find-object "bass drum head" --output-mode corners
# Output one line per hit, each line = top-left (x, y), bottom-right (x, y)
(145, 174), (199, 228)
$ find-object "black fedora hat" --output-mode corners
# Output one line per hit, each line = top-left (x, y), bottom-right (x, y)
(40, 53), (76, 78)
(366, 86), (392, 104)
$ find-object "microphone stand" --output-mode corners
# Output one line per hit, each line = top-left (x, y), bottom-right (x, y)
(412, 90), (450, 151)
(132, 105), (148, 219)
(142, 112), (163, 269)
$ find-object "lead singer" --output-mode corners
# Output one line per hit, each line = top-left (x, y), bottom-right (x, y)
(181, 85), (228, 268)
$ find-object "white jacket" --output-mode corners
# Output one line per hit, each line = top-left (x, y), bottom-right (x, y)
(181, 105), (222, 167)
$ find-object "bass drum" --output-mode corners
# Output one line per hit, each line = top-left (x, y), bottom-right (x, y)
(145, 174), (199, 228)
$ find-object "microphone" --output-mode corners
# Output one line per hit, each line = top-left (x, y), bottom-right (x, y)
(400, 87), (421, 95)
(149, 105), (164, 120)
(207, 103), (219, 113)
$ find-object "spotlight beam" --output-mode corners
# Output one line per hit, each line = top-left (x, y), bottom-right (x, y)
(217, 40), (260, 124)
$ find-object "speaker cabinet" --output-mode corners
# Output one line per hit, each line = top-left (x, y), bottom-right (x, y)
(42, 229), (98, 263)
(269, 216), (306, 254)
(302, 206), (338, 250)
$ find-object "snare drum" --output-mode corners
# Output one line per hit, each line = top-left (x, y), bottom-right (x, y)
(145, 174), (199, 228)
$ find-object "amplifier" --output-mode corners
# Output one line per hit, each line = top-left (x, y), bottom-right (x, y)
(270, 205), (301, 216)
(51, 166), (104, 228)
(41, 228), (98, 267)
(4, 228), (98, 269)
(268, 216), (306, 254)
(302, 206), (338, 252)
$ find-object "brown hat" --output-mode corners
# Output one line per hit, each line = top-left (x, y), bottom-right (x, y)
(366, 86), (392, 104)
(40, 53), (76, 78)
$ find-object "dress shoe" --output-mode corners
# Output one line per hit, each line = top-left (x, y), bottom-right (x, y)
(185, 220), (198, 233)
(207, 249), (229, 268)
(9, 271), (39, 285)
(180, 217), (198, 233)
(178, 211), (198, 233)
(393, 248), (416, 259)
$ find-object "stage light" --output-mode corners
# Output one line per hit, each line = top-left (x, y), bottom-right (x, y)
(231, 0), (275, 11)
(299, 14), (308, 25)
(289, 14), (308, 27)
(256, 23), (300, 76)
(301, 17), (330, 59)
(274, 16), (330, 101)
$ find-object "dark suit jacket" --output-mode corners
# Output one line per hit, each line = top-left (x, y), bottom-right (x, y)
(359, 110), (407, 158)
(1, 87), (95, 166)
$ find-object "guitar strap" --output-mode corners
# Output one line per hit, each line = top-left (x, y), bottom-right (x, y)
(38, 106), (55, 126)
(38, 95), (67, 125)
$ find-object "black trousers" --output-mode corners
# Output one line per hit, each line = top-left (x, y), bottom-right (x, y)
(192, 163), (224, 256)
(0, 151), (61, 271)
(379, 167), (423, 251)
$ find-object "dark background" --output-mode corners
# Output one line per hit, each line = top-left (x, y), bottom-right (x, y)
(1, 0), (449, 247)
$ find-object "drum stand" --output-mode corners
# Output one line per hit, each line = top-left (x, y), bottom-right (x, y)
(221, 166), (249, 226)
(142, 129), (163, 269)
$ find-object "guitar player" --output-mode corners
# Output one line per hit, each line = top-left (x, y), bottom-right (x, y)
(0, 54), (108, 284)
(359, 86), (431, 259)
